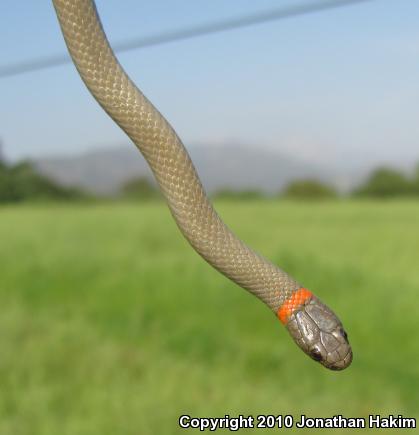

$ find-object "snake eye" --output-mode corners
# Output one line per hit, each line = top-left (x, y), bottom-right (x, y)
(340, 328), (348, 341)
(309, 348), (322, 361)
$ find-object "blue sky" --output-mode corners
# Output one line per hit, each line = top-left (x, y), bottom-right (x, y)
(0, 0), (418, 170)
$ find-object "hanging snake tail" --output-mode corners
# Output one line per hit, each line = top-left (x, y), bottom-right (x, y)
(52, 0), (352, 370)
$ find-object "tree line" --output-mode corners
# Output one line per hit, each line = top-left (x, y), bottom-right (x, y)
(213, 166), (419, 200)
(0, 160), (86, 202)
(1, 159), (419, 203)
(286, 166), (419, 200)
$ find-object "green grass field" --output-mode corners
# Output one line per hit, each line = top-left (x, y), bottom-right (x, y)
(1, 200), (418, 434)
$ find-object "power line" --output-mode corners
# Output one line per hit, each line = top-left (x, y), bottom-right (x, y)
(0, 0), (372, 78)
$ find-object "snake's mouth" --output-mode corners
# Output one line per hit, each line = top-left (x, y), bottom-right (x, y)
(326, 349), (353, 370)
(283, 294), (353, 371)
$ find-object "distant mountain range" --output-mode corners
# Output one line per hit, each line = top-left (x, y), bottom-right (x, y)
(33, 143), (363, 196)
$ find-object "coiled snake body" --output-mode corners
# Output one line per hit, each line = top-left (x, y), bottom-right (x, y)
(52, 0), (352, 370)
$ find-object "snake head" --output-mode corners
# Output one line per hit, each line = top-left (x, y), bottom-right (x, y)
(282, 291), (352, 370)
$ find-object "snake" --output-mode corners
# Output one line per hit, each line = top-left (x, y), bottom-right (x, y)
(52, 0), (352, 370)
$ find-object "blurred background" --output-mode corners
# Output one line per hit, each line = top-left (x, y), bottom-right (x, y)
(1, 0), (418, 433)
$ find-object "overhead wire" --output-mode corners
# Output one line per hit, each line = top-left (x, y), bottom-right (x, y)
(0, 0), (373, 78)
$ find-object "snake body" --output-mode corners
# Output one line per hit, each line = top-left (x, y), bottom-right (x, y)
(52, 0), (352, 370)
